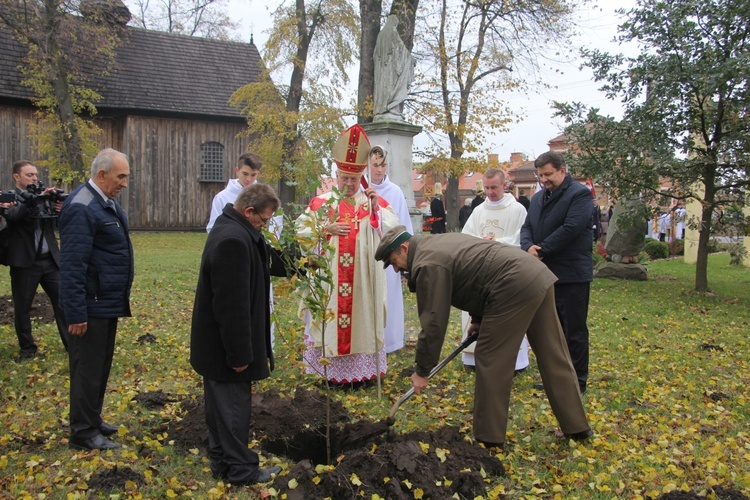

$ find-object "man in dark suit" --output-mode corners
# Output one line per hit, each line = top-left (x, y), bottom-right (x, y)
(3, 160), (68, 360)
(190, 183), (285, 485)
(521, 151), (593, 394)
(59, 148), (133, 451)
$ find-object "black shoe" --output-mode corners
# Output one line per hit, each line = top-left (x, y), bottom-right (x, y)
(464, 364), (476, 373)
(514, 367), (527, 377)
(69, 434), (121, 451)
(555, 429), (594, 441)
(15, 351), (41, 361)
(233, 466), (282, 485)
(100, 422), (120, 437)
(579, 386), (587, 395)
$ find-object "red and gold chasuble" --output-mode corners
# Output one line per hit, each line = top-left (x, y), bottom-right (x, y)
(308, 195), (386, 355)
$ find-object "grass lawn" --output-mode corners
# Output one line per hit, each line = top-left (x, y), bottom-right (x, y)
(0, 232), (749, 499)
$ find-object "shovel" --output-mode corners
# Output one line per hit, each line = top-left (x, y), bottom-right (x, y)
(387, 331), (479, 422)
(335, 331), (479, 451)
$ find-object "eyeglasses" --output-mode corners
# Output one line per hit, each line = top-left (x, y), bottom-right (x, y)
(252, 209), (273, 224)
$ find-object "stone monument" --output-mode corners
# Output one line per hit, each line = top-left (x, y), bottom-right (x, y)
(373, 15), (415, 123)
(596, 198), (649, 280)
(365, 15), (422, 231)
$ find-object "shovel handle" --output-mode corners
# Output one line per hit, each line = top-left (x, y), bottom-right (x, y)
(388, 331), (479, 420)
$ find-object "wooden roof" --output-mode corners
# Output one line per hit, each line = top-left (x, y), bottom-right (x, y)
(0, 23), (262, 120)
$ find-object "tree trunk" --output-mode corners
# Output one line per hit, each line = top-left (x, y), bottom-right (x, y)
(44, 0), (85, 176)
(357, 0), (381, 124)
(277, 0), (314, 206)
(694, 209), (711, 292)
(446, 175), (460, 231)
(51, 45), (85, 175)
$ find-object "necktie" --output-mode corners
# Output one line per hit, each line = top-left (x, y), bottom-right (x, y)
(107, 199), (115, 210)
(544, 190), (551, 204)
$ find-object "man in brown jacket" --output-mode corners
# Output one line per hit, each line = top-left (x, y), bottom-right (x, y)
(375, 225), (592, 448)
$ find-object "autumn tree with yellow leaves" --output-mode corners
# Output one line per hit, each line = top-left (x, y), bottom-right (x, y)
(411, 0), (578, 230)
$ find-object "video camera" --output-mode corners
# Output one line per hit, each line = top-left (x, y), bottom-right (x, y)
(5, 181), (69, 219)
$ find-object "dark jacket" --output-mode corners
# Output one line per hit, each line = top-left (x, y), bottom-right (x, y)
(520, 174), (593, 283)
(458, 205), (472, 229)
(470, 195), (484, 210)
(430, 197), (446, 233)
(190, 204), (286, 382)
(59, 182), (133, 323)
(2, 188), (60, 268)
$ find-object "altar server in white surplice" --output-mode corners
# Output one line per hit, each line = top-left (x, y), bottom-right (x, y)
(366, 145), (413, 353)
(461, 168), (530, 373)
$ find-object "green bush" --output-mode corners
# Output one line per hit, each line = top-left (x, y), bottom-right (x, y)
(644, 238), (669, 260)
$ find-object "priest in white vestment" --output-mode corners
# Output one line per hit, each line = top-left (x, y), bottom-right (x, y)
(366, 145), (413, 353)
(297, 125), (400, 387)
(461, 168), (530, 372)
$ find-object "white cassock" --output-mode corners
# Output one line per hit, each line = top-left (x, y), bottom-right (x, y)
(460, 196), (530, 370)
(296, 190), (400, 383)
(369, 174), (414, 353)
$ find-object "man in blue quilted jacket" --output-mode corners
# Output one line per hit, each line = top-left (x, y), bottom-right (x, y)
(59, 148), (133, 451)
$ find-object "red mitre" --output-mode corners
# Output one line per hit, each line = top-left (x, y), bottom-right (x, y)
(333, 124), (371, 174)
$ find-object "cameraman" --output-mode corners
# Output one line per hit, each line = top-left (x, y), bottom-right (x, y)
(3, 160), (68, 360)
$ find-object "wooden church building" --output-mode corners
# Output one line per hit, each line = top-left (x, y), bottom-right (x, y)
(0, 9), (262, 229)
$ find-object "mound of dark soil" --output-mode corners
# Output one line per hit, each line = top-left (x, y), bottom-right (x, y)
(155, 388), (503, 498)
(158, 389), (350, 454)
(88, 466), (144, 491)
(160, 396), (208, 452)
(272, 425), (503, 499)
(0, 294), (56, 325)
(134, 390), (178, 410)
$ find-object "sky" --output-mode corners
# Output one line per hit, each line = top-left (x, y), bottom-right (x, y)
(224, 0), (639, 163)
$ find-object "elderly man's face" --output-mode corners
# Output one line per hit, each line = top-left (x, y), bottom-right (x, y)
(337, 171), (362, 197)
(97, 156), (130, 199)
(386, 247), (408, 273)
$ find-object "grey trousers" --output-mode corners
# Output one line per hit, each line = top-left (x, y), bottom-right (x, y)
(473, 286), (590, 443)
(203, 378), (259, 484)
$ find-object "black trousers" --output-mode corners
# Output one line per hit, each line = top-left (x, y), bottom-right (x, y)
(553, 282), (590, 392)
(203, 378), (259, 484)
(68, 317), (118, 440)
(10, 258), (68, 354)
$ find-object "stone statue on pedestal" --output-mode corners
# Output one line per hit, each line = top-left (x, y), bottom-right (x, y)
(373, 15), (415, 123)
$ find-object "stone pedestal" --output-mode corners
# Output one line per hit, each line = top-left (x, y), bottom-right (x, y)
(594, 262), (648, 281)
(362, 120), (423, 232)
